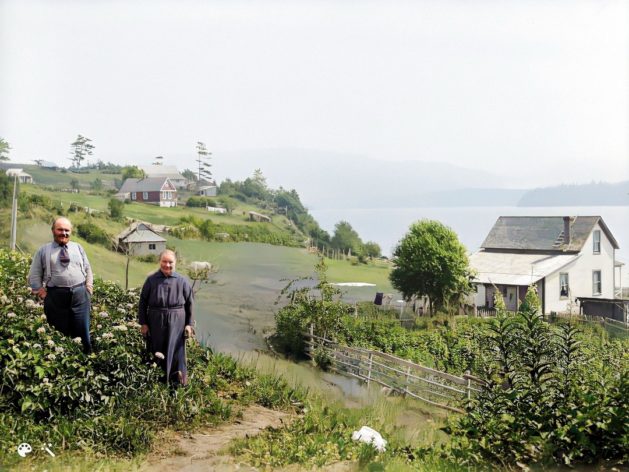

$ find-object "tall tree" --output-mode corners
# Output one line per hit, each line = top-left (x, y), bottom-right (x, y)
(69, 135), (94, 168)
(182, 168), (197, 182)
(389, 219), (473, 315)
(195, 141), (212, 183)
(0, 138), (11, 161)
(331, 221), (363, 256)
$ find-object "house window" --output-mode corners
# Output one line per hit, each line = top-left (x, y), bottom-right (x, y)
(131, 192), (136, 200)
(143, 192), (149, 200)
(559, 273), (569, 298)
(592, 270), (602, 296)
(164, 191), (172, 200)
(593, 230), (601, 254)
(148, 243), (156, 250)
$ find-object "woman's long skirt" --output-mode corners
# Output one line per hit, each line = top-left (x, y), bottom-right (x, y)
(146, 307), (188, 385)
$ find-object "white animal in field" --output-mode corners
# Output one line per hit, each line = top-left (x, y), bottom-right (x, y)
(351, 426), (387, 452)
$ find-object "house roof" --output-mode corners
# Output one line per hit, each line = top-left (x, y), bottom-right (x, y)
(481, 216), (619, 252)
(117, 223), (166, 243)
(470, 250), (580, 285)
(118, 177), (175, 193)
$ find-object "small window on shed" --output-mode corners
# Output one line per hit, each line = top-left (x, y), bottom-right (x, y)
(149, 243), (156, 250)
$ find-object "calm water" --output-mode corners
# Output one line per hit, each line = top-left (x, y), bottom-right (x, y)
(309, 205), (629, 265)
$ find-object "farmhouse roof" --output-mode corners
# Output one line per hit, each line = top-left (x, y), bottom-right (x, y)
(118, 177), (175, 193)
(117, 222), (166, 243)
(470, 251), (580, 285)
(481, 216), (618, 252)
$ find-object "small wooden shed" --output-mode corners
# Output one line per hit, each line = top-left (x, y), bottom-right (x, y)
(117, 222), (166, 256)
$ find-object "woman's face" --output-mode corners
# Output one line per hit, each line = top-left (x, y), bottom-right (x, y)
(159, 252), (176, 276)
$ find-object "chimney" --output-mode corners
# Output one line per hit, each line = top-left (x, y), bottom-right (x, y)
(563, 217), (571, 245)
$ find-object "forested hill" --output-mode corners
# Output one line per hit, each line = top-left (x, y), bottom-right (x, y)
(517, 181), (629, 207)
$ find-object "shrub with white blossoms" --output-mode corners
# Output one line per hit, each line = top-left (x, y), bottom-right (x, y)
(47, 339), (55, 347)
(112, 325), (128, 332)
(36, 327), (46, 334)
(98, 311), (109, 318)
(72, 337), (82, 344)
(102, 332), (114, 340)
(6, 312), (16, 318)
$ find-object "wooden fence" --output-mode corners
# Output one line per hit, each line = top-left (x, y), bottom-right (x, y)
(304, 328), (484, 413)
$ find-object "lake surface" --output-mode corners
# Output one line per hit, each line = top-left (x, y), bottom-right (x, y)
(310, 205), (629, 265)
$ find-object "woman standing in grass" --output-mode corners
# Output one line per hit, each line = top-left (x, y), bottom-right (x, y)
(138, 249), (194, 386)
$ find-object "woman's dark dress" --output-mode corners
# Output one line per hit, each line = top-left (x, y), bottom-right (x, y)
(138, 270), (194, 385)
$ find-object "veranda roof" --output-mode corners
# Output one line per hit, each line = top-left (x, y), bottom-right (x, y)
(469, 251), (579, 286)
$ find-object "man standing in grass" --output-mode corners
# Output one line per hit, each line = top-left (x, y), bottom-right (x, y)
(28, 217), (94, 353)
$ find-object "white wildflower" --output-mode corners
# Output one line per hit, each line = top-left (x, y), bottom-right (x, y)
(151, 362), (158, 368)
(55, 346), (64, 354)
(102, 332), (114, 340)
(17, 296), (23, 303)
(7, 312), (16, 318)
(98, 311), (109, 318)
(126, 321), (141, 328)
(36, 327), (46, 334)
(47, 339), (55, 347)
(112, 325), (128, 332)
(119, 308), (126, 314)
(47, 353), (56, 361)
(97, 324), (102, 329)
(0, 294), (9, 305)
(72, 337), (82, 344)
(126, 303), (134, 309)
(40, 314), (47, 320)
(154, 352), (165, 360)
(33, 343), (42, 349)
(43, 378), (49, 384)
(25, 299), (37, 308)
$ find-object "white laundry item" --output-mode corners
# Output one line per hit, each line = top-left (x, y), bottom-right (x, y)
(351, 426), (387, 452)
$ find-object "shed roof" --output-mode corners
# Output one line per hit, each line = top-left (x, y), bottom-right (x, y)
(481, 216), (618, 252)
(117, 222), (166, 243)
(470, 250), (579, 286)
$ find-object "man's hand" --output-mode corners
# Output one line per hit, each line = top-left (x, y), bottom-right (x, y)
(86, 285), (93, 295)
(184, 325), (194, 338)
(140, 324), (149, 337)
(33, 287), (47, 299)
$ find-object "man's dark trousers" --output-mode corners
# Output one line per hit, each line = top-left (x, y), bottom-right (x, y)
(44, 284), (91, 353)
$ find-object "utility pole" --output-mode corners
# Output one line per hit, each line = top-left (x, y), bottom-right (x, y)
(10, 175), (18, 250)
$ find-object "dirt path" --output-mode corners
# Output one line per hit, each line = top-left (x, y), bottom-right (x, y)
(140, 404), (293, 471)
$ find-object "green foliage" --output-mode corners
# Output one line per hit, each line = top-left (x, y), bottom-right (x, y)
(0, 249), (305, 466)
(0, 137), (10, 161)
(390, 219), (473, 314)
(331, 221), (364, 256)
(274, 258), (351, 356)
(69, 134), (94, 168)
(186, 196), (217, 208)
(76, 222), (111, 247)
(70, 178), (80, 191)
(121, 166), (145, 181)
(108, 198), (124, 218)
(90, 177), (103, 191)
(181, 168), (197, 182)
(0, 172), (13, 207)
(446, 287), (629, 467)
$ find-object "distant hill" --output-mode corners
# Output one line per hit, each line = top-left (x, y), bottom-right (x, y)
(517, 181), (629, 207)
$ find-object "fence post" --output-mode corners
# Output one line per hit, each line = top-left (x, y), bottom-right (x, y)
(465, 370), (471, 400)
(404, 365), (411, 397)
(366, 352), (373, 387)
(308, 324), (314, 357)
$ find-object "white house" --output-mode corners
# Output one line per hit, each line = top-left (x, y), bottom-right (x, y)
(5, 168), (33, 183)
(140, 165), (188, 189)
(470, 216), (620, 314)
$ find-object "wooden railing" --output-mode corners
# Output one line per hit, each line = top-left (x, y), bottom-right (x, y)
(304, 328), (484, 414)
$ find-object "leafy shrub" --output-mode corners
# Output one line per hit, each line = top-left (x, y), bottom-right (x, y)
(0, 249), (303, 466)
(76, 222), (111, 247)
(186, 196), (215, 207)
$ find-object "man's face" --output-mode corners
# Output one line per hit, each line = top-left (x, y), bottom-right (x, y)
(52, 219), (72, 245)
(159, 252), (176, 276)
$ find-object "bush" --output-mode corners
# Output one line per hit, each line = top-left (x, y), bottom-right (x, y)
(108, 198), (124, 218)
(185, 196), (215, 207)
(76, 222), (111, 247)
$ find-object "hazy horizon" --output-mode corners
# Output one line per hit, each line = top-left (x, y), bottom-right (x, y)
(1, 0), (627, 190)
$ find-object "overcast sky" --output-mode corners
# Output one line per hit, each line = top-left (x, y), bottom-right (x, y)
(1, 0), (627, 187)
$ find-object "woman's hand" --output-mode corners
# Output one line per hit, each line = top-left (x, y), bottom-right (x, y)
(140, 324), (149, 337)
(184, 325), (194, 338)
